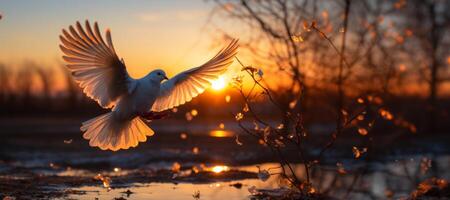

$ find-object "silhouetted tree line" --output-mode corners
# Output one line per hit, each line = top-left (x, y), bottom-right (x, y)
(0, 0), (449, 134)
(0, 62), (103, 116)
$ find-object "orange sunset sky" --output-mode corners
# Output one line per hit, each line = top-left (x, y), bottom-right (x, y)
(1, 0), (448, 97)
(0, 0), (243, 80)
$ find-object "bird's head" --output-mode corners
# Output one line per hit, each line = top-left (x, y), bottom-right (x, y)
(148, 69), (169, 82)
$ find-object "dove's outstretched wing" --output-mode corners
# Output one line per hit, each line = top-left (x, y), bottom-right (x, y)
(59, 20), (136, 108)
(151, 39), (239, 112)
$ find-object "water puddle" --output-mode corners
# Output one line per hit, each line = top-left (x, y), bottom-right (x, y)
(61, 155), (450, 200)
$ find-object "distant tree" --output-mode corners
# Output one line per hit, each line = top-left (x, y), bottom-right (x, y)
(0, 63), (10, 104)
(35, 66), (55, 107)
(399, 0), (450, 133)
(61, 64), (80, 109)
(16, 63), (35, 110)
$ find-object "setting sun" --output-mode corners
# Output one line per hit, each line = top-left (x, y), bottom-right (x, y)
(211, 76), (227, 91)
(209, 130), (234, 138)
(211, 165), (229, 173)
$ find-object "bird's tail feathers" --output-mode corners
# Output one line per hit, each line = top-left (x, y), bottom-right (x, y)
(81, 112), (154, 151)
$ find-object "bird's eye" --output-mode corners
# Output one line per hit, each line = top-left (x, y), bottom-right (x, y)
(157, 72), (161, 76)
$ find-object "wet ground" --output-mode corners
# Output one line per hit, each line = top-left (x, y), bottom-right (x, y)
(0, 117), (449, 199)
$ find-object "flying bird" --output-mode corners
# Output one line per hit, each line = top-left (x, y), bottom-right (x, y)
(59, 20), (238, 151)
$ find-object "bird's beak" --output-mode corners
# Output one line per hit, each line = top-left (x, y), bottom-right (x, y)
(164, 76), (169, 80)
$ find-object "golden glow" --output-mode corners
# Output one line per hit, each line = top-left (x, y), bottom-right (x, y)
(209, 130), (234, 138)
(211, 76), (227, 91)
(211, 165), (229, 173)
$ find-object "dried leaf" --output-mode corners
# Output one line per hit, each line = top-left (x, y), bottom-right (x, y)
(398, 64), (407, 72)
(243, 104), (249, 112)
(172, 162), (181, 173)
(192, 147), (199, 154)
(192, 190), (201, 199)
(353, 147), (361, 158)
(357, 115), (364, 121)
(94, 174), (111, 189)
(235, 135), (243, 146)
(258, 139), (265, 145)
(231, 75), (244, 88)
(219, 123), (225, 129)
(289, 100), (297, 109)
(420, 157), (432, 174)
(288, 133), (295, 139)
(321, 10), (329, 19)
(405, 29), (413, 37)
(310, 21), (317, 28)
(221, 2), (234, 11)
(192, 166), (200, 173)
(385, 189), (394, 198)
(253, 121), (260, 131)
(379, 108), (394, 120)
(277, 124), (284, 130)
(235, 112), (244, 121)
(352, 146), (367, 159)
(49, 162), (58, 169)
(291, 35), (304, 43)
(357, 98), (364, 104)
(248, 186), (258, 195)
(409, 125), (417, 133)
(303, 20), (310, 31)
(394, 0), (406, 9)
(274, 139), (285, 147)
(225, 95), (231, 103)
(373, 97), (383, 104)
(263, 126), (271, 140)
(336, 162), (347, 174)
(190, 109), (198, 117)
(358, 128), (368, 136)
(185, 112), (193, 121)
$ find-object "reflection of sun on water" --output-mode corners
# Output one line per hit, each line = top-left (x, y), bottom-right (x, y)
(211, 76), (226, 91)
(209, 130), (234, 138)
(211, 165), (229, 173)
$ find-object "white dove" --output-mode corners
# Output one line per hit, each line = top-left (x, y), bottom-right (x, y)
(59, 20), (238, 151)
